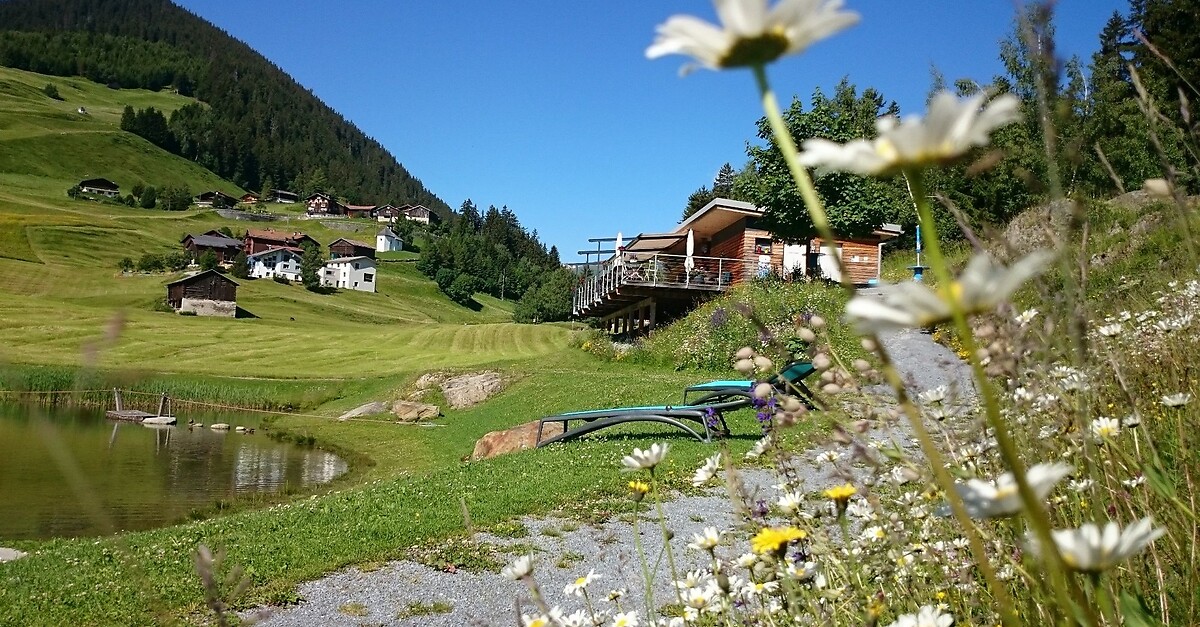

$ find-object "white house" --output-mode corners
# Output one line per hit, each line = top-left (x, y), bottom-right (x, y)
(247, 247), (303, 281)
(321, 256), (377, 293)
(376, 227), (403, 253)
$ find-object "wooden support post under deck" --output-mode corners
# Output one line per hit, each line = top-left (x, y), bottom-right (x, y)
(648, 299), (657, 334)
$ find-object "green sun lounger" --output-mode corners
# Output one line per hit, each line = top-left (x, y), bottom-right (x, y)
(681, 361), (819, 407)
(535, 399), (750, 447)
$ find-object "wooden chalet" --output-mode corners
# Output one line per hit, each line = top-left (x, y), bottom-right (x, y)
(194, 190), (238, 208)
(403, 204), (435, 224)
(343, 203), (376, 219)
(329, 237), (376, 260)
(181, 231), (243, 264)
(239, 192), (260, 205)
(273, 189), (299, 204)
(574, 198), (901, 336)
(305, 192), (344, 215)
(244, 229), (319, 255)
(78, 178), (120, 197)
(165, 270), (238, 317)
(373, 204), (401, 223)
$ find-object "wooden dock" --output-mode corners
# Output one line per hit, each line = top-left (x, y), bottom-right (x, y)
(106, 390), (176, 424)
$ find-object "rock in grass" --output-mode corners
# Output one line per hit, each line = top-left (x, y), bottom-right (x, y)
(338, 401), (390, 421)
(441, 372), (507, 409)
(471, 420), (562, 461)
(392, 401), (441, 422)
(210, 423), (230, 430)
(0, 547), (27, 562)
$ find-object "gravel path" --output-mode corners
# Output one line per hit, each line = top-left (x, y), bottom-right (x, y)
(254, 327), (971, 627)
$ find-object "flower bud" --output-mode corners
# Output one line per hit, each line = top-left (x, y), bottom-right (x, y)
(798, 328), (816, 343)
(1144, 178), (1171, 198)
(852, 359), (870, 372)
(753, 355), (773, 371)
(822, 383), (842, 395)
(734, 358), (755, 374)
(813, 353), (832, 371)
(735, 346), (755, 360)
(809, 315), (826, 329)
(753, 382), (774, 399)
(861, 338), (877, 352)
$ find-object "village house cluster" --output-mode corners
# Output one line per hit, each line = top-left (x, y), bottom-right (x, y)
(172, 227), (404, 316)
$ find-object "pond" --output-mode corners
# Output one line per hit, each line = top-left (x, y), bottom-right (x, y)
(0, 403), (348, 541)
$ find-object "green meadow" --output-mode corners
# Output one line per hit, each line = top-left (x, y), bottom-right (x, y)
(0, 66), (784, 624)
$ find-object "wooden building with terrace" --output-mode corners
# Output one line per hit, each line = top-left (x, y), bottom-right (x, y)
(573, 198), (900, 336)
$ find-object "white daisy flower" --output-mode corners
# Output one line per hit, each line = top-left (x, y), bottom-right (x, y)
(1096, 323), (1123, 337)
(612, 610), (640, 627)
(1161, 393), (1192, 407)
(800, 91), (1020, 176)
(646, 0), (859, 74)
(1031, 518), (1165, 573)
(1014, 308), (1039, 325)
(918, 385), (948, 404)
(1068, 478), (1094, 493)
(563, 570), (600, 597)
(1090, 416), (1120, 441)
(945, 462), (1073, 519)
(622, 443), (669, 471)
(692, 453), (722, 487)
(500, 554), (532, 580)
(745, 435), (772, 459)
(884, 604), (955, 627)
(777, 491), (804, 515)
(688, 527), (722, 551)
(845, 251), (1053, 333)
(1123, 475), (1146, 489)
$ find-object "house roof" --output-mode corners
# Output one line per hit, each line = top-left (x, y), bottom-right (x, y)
(247, 246), (303, 259)
(246, 229), (313, 243)
(344, 204), (376, 211)
(378, 227), (399, 238)
(79, 177), (119, 190)
(324, 256), (375, 265)
(187, 234), (243, 249)
(165, 269), (239, 287)
(676, 197), (763, 239)
(196, 190), (237, 200)
(330, 237), (373, 249)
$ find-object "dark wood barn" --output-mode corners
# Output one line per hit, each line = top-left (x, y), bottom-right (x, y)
(329, 238), (376, 259)
(165, 270), (238, 317)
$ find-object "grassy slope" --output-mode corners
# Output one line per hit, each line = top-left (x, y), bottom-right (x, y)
(0, 66), (561, 378)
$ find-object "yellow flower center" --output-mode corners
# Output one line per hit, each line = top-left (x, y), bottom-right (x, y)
(628, 480), (650, 494)
(719, 28), (790, 68)
(575, 576), (587, 586)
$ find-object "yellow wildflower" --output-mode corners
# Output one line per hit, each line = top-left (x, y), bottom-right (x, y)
(750, 526), (806, 554)
(823, 483), (857, 503)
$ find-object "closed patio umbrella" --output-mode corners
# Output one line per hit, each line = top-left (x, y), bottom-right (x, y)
(614, 232), (624, 266)
(684, 229), (695, 285)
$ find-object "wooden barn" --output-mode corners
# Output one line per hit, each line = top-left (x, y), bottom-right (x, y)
(165, 270), (238, 317)
(343, 204), (376, 219)
(244, 229), (319, 255)
(329, 237), (376, 259)
(181, 231), (243, 263)
(194, 190), (238, 208)
(78, 178), (120, 197)
(305, 192), (344, 215)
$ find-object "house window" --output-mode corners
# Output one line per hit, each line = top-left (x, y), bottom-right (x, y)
(754, 238), (773, 255)
(363, 273), (374, 283)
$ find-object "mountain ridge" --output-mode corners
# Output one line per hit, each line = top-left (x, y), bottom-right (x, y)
(0, 0), (451, 217)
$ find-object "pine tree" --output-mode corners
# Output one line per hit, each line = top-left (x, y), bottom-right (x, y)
(300, 242), (324, 291)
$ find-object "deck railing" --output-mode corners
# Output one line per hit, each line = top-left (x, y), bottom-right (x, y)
(573, 252), (787, 315)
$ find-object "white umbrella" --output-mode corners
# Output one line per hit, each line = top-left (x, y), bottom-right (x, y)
(684, 229), (695, 285)
(614, 232), (624, 267)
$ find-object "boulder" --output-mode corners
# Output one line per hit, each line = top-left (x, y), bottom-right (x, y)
(0, 547), (27, 563)
(414, 372), (447, 390)
(441, 371), (507, 409)
(471, 420), (563, 461)
(338, 401), (390, 421)
(392, 400), (441, 422)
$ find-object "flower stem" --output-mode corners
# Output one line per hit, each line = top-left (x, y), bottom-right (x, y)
(753, 61), (1023, 627)
(905, 169), (1092, 626)
(650, 470), (685, 607)
(630, 493), (654, 624)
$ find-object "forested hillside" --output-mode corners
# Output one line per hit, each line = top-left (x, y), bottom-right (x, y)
(683, 1), (1200, 241)
(0, 0), (449, 215)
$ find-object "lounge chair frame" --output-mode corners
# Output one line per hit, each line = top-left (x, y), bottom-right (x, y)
(536, 399), (749, 447)
(681, 361), (821, 408)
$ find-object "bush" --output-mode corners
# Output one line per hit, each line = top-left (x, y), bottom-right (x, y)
(445, 273), (479, 305)
(43, 83), (61, 100)
(117, 257), (134, 273)
(150, 298), (174, 313)
(230, 251), (249, 279)
(162, 251), (189, 272)
(198, 250), (218, 271)
(272, 275), (289, 285)
(135, 253), (164, 273)
(139, 185), (157, 209)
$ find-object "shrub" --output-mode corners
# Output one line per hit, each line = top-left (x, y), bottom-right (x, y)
(272, 275), (289, 285)
(117, 257), (134, 273)
(135, 253), (164, 273)
(42, 83), (61, 100)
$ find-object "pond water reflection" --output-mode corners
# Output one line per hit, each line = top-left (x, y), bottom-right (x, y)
(0, 403), (347, 540)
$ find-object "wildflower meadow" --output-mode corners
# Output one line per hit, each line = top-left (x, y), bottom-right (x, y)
(501, 1), (1199, 626)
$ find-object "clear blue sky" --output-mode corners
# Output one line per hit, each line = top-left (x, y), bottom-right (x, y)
(174, 0), (1127, 262)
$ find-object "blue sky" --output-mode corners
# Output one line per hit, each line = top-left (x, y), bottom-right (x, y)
(175, 1), (1128, 262)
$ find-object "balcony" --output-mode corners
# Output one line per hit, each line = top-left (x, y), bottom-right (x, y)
(574, 252), (777, 320)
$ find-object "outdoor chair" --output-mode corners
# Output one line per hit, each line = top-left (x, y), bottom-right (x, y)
(681, 361), (820, 408)
(535, 398), (750, 447)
